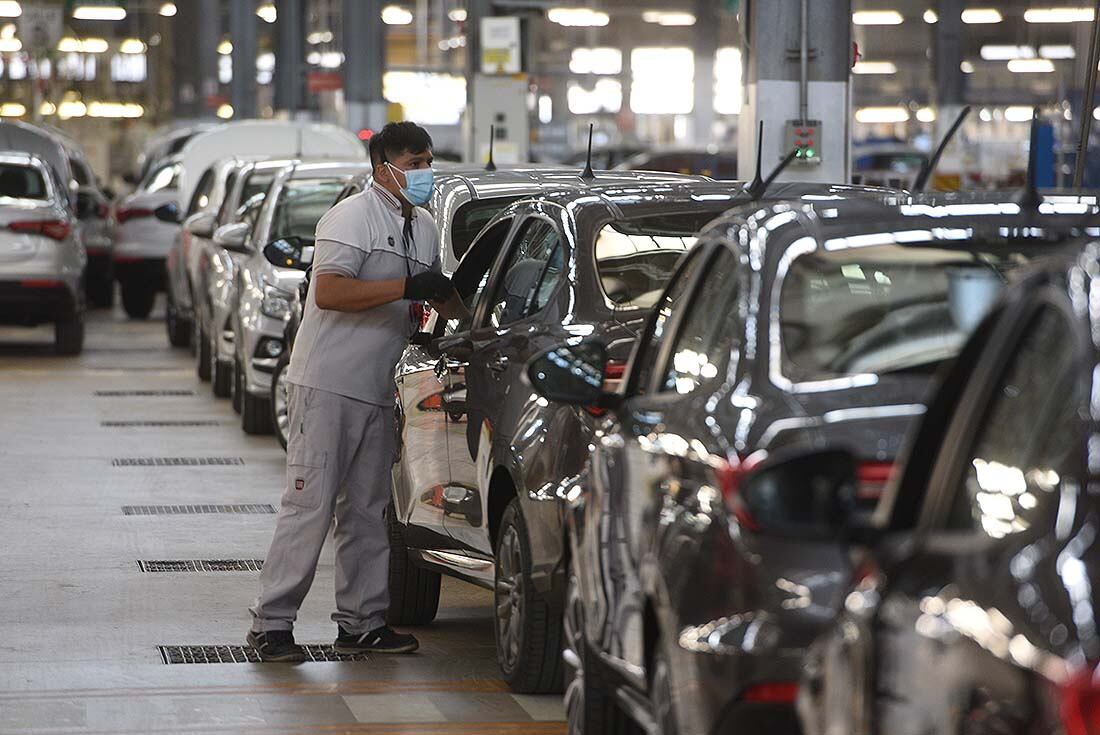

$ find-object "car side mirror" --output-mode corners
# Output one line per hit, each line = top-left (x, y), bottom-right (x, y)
(213, 222), (251, 253)
(263, 237), (314, 270)
(154, 201), (181, 224)
(184, 211), (216, 238)
(738, 449), (861, 541)
(527, 340), (619, 409)
(75, 191), (96, 219)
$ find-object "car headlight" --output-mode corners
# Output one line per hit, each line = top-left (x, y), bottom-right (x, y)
(261, 285), (292, 320)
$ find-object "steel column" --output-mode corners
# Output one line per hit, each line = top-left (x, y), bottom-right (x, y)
(344, 0), (388, 133)
(230, 0), (258, 120)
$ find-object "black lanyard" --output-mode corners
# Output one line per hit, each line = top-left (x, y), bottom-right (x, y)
(401, 213), (414, 279)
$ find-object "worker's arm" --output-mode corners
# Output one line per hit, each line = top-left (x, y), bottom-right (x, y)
(313, 273), (406, 313)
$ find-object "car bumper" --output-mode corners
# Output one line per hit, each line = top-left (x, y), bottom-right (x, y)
(240, 310), (287, 396)
(0, 280), (79, 325)
(113, 220), (175, 261)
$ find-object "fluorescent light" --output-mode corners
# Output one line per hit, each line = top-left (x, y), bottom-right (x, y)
(448, 8), (466, 22)
(1, 22), (14, 38)
(570, 47), (622, 75)
(119, 38), (146, 54)
(71, 4), (126, 21)
(962, 8), (1002, 23)
(256, 4), (276, 23)
(1007, 58), (1055, 72)
(0, 2), (19, 18)
(855, 106), (910, 124)
(0, 37), (20, 51)
(58, 36), (108, 53)
(923, 9), (938, 23)
(381, 5), (413, 24)
(217, 39), (232, 55)
(548, 8), (609, 26)
(1040, 44), (1076, 59)
(217, 103), (234, 119)
(642, 11), (696, 26)
(1005, 106), (1036, 122)
(961, 60), (975, 73)
(57, 100), (87, 119)
(87, 101), (143, 118)
(1025, 7), (1094, 23)
(39, 101), (55, 116)
(159, 3), (176, 17)
(852, 61), (898, 74)
(306, 30), (334, 44)
(853, 10), (904, 24)
(917, 107), (936, 122)
(0, 102), (24, 116)
(981, 45), (1035, 60)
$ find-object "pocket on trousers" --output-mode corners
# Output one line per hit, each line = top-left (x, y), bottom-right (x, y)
(283, 448), (327, 511)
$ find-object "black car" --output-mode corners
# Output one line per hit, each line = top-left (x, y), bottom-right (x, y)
(526, 194), (1100, 734)
(786, 239), (1100, 735)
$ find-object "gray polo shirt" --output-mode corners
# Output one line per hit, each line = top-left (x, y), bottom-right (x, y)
(286, 184), (441, 406)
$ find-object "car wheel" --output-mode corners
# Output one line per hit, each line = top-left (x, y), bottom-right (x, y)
(241, 388), (273, 435)
(271, 353), (290, 451)
(165, 292), (192, 348)
(195, 321), (211, 382)
(385, 504), (441, 625)
(55, 312), (84, 355)
(494, 497), (564, 694)
(211, 333), (232, 398)
(651, 647), (679, 735)
(232, 356), (243, 414)
(120, 280), (155, 320)
(86, 276), (113, 308)
(564, 567), (640, 735)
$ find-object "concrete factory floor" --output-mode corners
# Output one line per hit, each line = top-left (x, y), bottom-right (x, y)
(0, 299), (565, 734)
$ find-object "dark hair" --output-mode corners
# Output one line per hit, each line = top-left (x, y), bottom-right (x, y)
(369, 122), (433, 167)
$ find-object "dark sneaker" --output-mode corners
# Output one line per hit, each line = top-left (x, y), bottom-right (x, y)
(247, 629), (306, 663)
(334, 625), (419, 654)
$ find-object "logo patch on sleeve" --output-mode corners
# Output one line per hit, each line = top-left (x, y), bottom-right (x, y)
(295, 478), (305, 491)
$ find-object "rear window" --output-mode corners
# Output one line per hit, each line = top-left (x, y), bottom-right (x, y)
(0, 163), (47, 200)
(779, 243), (1038, 381)
(450, 197), (520, 259)
(595, 209), (725, 309)
(270, 179), (346, 243)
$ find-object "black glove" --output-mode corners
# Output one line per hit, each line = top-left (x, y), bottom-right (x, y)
(404, 271), (455, 302)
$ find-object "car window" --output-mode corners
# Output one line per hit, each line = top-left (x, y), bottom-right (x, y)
(442, 217), (514, 336)
(70, 158), (91, 186)
(595, 209), (725, 309)
(241, 170), (276, 203)
(449, 197), (521, 260)
(944, 307), (1080, 538)
(236, 194), (264, 229)
(0, 163), (47, 200)
(627, 246), (706, 397)
(657, 248), (740, 395)
(187, 167), (216, 215)
(485, 218), (563, 329)
(143, 162), (180, 193)
(269, 179), (346, 243)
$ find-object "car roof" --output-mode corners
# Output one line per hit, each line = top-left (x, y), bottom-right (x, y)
(285, 160), (372, 179)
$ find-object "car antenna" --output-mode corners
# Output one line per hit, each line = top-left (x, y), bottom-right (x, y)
(913, 105), (971, 192)
(1019, 107), (1042, 210)
(485, 124), (497, 172)
(742, 121), (798, 201)
(580, 123), (596, 181)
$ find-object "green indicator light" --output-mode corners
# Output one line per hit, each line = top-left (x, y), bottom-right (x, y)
(806, 149), (815, 158)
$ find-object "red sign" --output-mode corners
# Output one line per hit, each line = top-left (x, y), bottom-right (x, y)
(307, 71), (343, 93)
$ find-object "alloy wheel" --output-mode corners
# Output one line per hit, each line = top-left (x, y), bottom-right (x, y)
(495, 525), (525, 673)
(563, 571), (586, 734)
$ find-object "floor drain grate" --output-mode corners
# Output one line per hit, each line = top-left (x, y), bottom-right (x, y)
(123, 504), (276, 516)
(159, 645), (369, 664)
(139, 559), (264, 573)
(102, 420), (222, 428)
(95, 390), (195, 397)
(112, 457), (245, 467)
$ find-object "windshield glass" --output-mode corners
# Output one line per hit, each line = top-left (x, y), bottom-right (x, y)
(595, 209), (726, 309)
(780, 243), (1040, 380)
(0, 163), (47, 200)
(142, 162), (180, 193)
(270, 179), (346, 243)
(450, 197), (520, 260)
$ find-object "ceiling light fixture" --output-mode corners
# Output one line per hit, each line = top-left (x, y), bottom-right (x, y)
(256, 4), (276, 23)
(642, 11), (695, 25)
(1024, 7), (1095, 23)
(961, 8), (1003, 23)
(0, 102), (25, 117)
(1005, 106), (1036, 122)
(448, 8), (466, 22)
(961, 60), (975, 73)
(1007, 58), (1055, 72)
(917, 107), (937, 122)
(547, 8), (609, 26)
(852, 10), (904, 24)
(980, 45), (1036, 60)
(855, 106), (910, 123)
(159, 3), (176, 17)
(0, 2), (19, 18)
(852, 60), (898, 74)
(923, 9), (938, 23)
(217, 38), (232, 55)
(71, 3), (126, 21)
(1040, 44), (1076, 59)
(381, 5), (413, 24)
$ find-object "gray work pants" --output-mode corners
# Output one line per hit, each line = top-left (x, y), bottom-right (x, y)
(250, 383), (394, 634)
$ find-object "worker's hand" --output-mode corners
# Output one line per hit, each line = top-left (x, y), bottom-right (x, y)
(404, 271), (454, 302)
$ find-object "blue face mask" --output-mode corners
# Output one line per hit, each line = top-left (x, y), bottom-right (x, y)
(387, 163), (434, 207)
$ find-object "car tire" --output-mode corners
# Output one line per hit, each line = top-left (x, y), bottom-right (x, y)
(86, 276), (113, 309)
(494, 497), (564, 694)
(55, 313), (84, 356)
(651, 647), (680, 735)
(563, 567), (641, 735)
(385, 505), (441, 625)
(196, 322), (211, 382)
(271, 352), (291, 451)
(232, 356), (243, 414)
(241, 389), (273, 435)
(211, 335), (232, 398)
(120, 280), (155, 320)
(165, 292), (192, 348)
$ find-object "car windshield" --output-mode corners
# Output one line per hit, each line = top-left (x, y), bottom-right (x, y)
(142, 162), (180, 193)
(449, 198), (521, 259)
(269, 179), (345, 243)
(595, 209), (726, 309)
(780, 242), (1042, 380)
(0, 163), (48, 200)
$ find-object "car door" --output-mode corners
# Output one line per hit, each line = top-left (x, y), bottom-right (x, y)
(584, 244), (715, 681)
(869, 299), (1085, 735)
(445, 214), (570, 553)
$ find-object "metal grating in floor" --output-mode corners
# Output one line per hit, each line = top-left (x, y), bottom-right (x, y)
(102, 420), (222, 428)
(94, 389), (195, 397)
(159, 645), (370, 664)
(138, 559), (265, 573)
(122, 504), (276, 516)
(111, 457), (245, 467)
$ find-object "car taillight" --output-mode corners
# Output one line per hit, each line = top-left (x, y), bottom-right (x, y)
(9, 219), (70, 241)
(742, 681), (799, 704)
(116, 207), (153, 225)
(1060, 667), (1100, 735)
(857, 461), (894, 500)
(715, 456), (761, 531)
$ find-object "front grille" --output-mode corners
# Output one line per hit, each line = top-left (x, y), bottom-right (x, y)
(138, 559), (264, 572)
(111, 457), (244, 467)
(122, 504), (276, 516)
